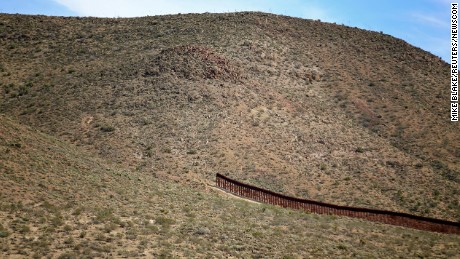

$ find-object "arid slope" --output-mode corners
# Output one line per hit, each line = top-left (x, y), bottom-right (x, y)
(1, 114), (459, 258)
(0, 12), (458, 223)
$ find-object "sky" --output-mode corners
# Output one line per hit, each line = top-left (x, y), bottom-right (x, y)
(0, 0), (455, 63)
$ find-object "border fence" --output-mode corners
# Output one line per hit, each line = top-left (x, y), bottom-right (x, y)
(216, 173), (460, 234)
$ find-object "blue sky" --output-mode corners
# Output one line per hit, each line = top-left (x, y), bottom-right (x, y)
(0, 0), (454, 62)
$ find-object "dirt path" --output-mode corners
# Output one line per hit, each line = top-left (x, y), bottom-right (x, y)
(208, 185), (261, 204)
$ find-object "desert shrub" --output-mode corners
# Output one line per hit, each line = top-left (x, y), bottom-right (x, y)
(431, 160), (446, 170)
(195, 227), (210, 235)
(104, 222), (117, 233)
(0, 224), (9, 238)
(100, 126), (115, 132)
(18, 224), (30, 234)
(95, 208), (114, 222)
(63, 225), (72, 232)
(162, 147), (172, 153)
(51, 214), (64, 227)
(155, 216), (175, 226)
(72, 207), (84, 216)
(355, 147), (365, 153)
(57, 251), (78, 259)
(18, 85), (28, 96)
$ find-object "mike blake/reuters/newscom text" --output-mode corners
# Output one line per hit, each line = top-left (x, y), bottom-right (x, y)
(452, 3), (458, 121)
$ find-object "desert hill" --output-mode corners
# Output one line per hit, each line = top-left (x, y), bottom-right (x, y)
(1, 113), (459, 257)
(0, 12), (459, 257)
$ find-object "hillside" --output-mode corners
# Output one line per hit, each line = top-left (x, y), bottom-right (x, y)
(0, 11), (459, 256)
(1, 114), (459, 258)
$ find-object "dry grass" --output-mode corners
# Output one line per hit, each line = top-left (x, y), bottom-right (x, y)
(0, 12), (459, 257)
(0, 114), (459, 258)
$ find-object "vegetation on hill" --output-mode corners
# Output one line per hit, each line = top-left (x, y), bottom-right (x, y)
(0, 12), (459, 257)
(1, 115), (459, 257)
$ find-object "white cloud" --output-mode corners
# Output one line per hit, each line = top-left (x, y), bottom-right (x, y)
(411, 12), (449, 28)
(53, 0), (276, 17)
(417, 35), (449, 59)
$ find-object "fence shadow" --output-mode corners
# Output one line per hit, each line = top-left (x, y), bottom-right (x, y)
(216, 173), (460, 234)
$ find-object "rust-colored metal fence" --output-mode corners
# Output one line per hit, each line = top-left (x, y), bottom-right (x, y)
(216, 173), (460, 234)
